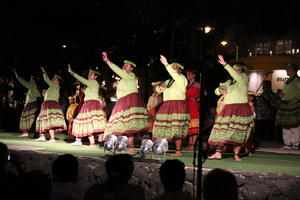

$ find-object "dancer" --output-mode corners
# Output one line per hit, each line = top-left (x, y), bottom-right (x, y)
(68, 65), (107, 147)
(184, 70), (200, 151)
(14, 70), (41, 137)
(208, 55), (253, 161)
(102, 52), (148, 152)
(35, 67), (67, 142)
(277, 63), (300, 150)
(66, 96), (79, 135)
(146, 82), (163, 137)
(152, 55), (189, 156)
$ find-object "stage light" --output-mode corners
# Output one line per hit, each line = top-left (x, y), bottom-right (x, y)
(139, 139), (154, 157)
(153, 139), (168, 154)
(110, 97), (117, 102)
(62, 44), (67, 48)
(104, 135), (118, 152)
(116, 136), (128, 151)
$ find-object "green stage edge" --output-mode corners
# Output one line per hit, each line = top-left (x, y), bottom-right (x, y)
(1, 132), (300, 175)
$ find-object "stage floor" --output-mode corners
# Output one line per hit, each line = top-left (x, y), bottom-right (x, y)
(1, 132), (300, 175)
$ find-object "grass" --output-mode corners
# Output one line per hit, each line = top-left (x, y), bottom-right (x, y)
(1, 132), (300, 175)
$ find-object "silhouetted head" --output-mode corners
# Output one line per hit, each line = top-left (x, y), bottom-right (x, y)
(20, 170), (51, 200)
(52, 154), (79, 183)
(159, 159), (186, 192)
(0, 142), (8, 169)
(105, 154), (134, 184)
(203, 168), (238, 200)
(262, 80), (272, 92)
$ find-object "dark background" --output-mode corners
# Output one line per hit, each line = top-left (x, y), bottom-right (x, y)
(1, 0), (300, 98)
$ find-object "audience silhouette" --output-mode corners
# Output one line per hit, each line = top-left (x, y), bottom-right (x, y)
(51, 153), (84, 200)
(84, 154), (145, 200)
(19, 170), (52, 200)
(0, 142), (20, 200)
(154, 159), (196, 200)
(203, 168), (238, 200)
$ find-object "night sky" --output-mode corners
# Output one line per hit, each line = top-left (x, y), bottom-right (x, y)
(1, 0), (300, 85)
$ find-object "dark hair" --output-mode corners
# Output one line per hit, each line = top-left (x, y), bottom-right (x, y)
(203, 168), (238, 200)
(262, 80), (272, 89)
(286, 63), (299, 72)
(105, 154), (134, 184)
(0, 142), (8, 167)
(52, 154), (79, 182)
(159, 159), (186, 192)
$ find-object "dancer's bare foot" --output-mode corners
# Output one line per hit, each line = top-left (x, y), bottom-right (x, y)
(234, 154), (242, 161)
(125, 148), (136, 153)
(184, 145), (194, 151)
(47, 139), (56, 143)
(208, 152), (222, 160)
(69, 141), (82, 146)
(35, 135), (46, 141)
(170, 151), (182, 157)
(85, 144), (96, 148)
(18, 133), (29, 138)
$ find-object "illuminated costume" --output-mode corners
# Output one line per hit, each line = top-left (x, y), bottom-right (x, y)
(208, 64), (253, 147)
(71, 72), (107, 138)
(153, 63), (189, 140)
(16, 76), (41, 133)
(104, 61), (148, 137)
(36, 73), (67, 134)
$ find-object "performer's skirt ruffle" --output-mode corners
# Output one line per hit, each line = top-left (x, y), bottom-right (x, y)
(208, 103), (253, 146)
(147, 108), (157, 133)
(104, 93), (148, 137)
(187, 118), (199, 135)
(36, 100), (67, 133)
(277, 101), (300, 128)
(72, 100), (107, 138)
(19, 101), (38, 132)
(153, 100), (189, 140)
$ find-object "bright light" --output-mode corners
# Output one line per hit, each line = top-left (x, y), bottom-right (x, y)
(220, 41), (228, 46)
(204, 26), (211, 34)
(196, 26), (214, 34)
(62, 44), (67, 48)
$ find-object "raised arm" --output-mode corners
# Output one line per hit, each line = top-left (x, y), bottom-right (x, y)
(218, 55), (244, 83)
(14, 69), (31, 89)
(102, 52), (134, 79)
(160, 55), (184, 82)
(41, 66), (53, 86)
(68, 64), (91, 87)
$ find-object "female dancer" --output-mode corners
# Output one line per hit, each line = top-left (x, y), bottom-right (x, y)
(14, 70), (41, 137)
(68, 65), (107, 147)
(35, 67), (67, 142)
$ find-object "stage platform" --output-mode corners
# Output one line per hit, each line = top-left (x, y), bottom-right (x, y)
(1, 132), (300, 200)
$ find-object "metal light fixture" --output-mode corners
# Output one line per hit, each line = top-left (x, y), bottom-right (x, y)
(116, 136), (128, 151)
(139, 139), (154, 157)
(153, 139), (168, 154)
(104, 135), (118, 153)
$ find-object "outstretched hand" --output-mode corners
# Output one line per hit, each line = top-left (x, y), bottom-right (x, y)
(160, 55), (168, 66)
(40, 66), (46, 73)
(102, 52), (108, 62)
(67, 64), (73, 73)
(217, 55), (227, 65)
(13, 68), (18, 77)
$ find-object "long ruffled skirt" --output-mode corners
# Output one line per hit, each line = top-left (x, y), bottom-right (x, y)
(152, 100), (190, 140)
(208, 103), (253, 146)
(36, 100), (67, 133)
(104, 93), (148, 137)
(72, 100), (107, 138)
(19, 101), (39, 132)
